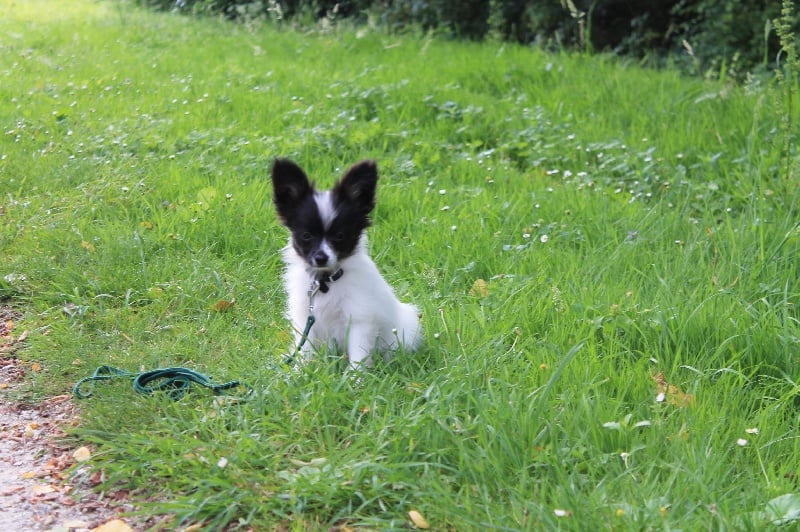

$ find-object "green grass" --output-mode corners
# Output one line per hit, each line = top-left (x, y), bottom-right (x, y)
(1, 0), (799, 529)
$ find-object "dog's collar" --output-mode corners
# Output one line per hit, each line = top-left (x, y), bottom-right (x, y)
(314, 268), (344, 294)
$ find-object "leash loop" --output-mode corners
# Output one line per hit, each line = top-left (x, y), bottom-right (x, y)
(75, 268), (345, 398)
(73, 365), (246, 400)
(73, 365), (135, 399)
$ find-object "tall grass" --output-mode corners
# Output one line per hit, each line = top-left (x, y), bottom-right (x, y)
(1, 0), (798, 529)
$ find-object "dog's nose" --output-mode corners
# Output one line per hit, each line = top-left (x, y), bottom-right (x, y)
(311, 250), (329, 267)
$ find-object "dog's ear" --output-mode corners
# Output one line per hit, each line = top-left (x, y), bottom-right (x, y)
(334, 160), (377, 213)
(271, 159), (313, 221)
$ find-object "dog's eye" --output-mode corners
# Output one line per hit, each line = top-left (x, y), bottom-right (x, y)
(300, 232), (313, 242)
(331, 232), (345, 242)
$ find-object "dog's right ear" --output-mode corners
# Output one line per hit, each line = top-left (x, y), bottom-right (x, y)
(271, 159), (313, 222)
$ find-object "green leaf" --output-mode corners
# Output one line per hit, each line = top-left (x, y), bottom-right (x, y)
(765, 494), (800, 526)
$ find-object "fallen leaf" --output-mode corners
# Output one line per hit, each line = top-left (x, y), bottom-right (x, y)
(72, 446), (92, 462)
(21, 471), (36, 479)
(31, 362), (41, 372)
(211, 300), (235, 312)
(108, 489), (130, 501)
(80, 240), (96, 252)
(92, 519), (133, 532)
(408, 510), (430, 529)
(32, 484), (56, 495)
(469, 278), (489, 298)
(140, 220), (154, 229)
(653, 372), (694, 407)
(765, 493), (800, 525)
(197, 186), (218, 207)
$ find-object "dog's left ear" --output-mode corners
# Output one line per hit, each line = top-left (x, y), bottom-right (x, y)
(334, 160), (378, 212)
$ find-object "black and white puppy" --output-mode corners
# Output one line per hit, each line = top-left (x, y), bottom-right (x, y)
(271, 159), (421, 370)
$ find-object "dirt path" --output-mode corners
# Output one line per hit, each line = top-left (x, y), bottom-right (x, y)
(0, 394), (133, 531)
(1, 307), (136, 531)
(0, 390), (137, 531)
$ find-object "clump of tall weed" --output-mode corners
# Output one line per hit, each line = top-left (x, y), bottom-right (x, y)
(773, 0), (800, 187)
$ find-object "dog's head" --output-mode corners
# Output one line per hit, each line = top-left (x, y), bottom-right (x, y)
(271, 159), (377, 273)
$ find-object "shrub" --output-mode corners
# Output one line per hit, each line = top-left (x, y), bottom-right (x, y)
(135, 0), (797, 78)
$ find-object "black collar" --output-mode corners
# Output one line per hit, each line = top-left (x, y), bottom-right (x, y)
(315, 268), (344, 293)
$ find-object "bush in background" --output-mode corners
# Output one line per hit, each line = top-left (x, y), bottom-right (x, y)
(137, 0), (794, 78)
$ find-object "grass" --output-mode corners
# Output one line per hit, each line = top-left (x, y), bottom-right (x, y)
(1, 0), (799, 529)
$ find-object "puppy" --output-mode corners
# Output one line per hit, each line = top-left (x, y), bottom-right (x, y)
(271, 158), (421, 370)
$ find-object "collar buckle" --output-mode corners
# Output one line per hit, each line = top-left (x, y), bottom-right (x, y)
(307, 268), (344, 313)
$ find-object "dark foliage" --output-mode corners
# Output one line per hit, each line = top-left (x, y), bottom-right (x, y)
(137, 0), (796, 77)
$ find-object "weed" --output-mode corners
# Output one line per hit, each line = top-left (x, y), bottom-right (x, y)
(1, 0), (798, 529)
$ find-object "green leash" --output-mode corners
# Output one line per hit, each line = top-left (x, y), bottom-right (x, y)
(75, 277), (327, 400)
(284, 314), (316, 366)
(74, 316), (317, 400)
(73, 365), (245, 400)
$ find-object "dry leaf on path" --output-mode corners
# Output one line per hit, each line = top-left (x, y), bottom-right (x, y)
(32, 484), (56, 495)
(92, 518), (133, 532)
(72, 446), (92, 462)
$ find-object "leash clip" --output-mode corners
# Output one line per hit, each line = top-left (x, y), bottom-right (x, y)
(307, 280), (320, 313)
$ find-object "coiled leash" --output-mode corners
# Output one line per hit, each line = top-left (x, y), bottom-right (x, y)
(73, 270), (343, 400)
(73, 365), (245, 400)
